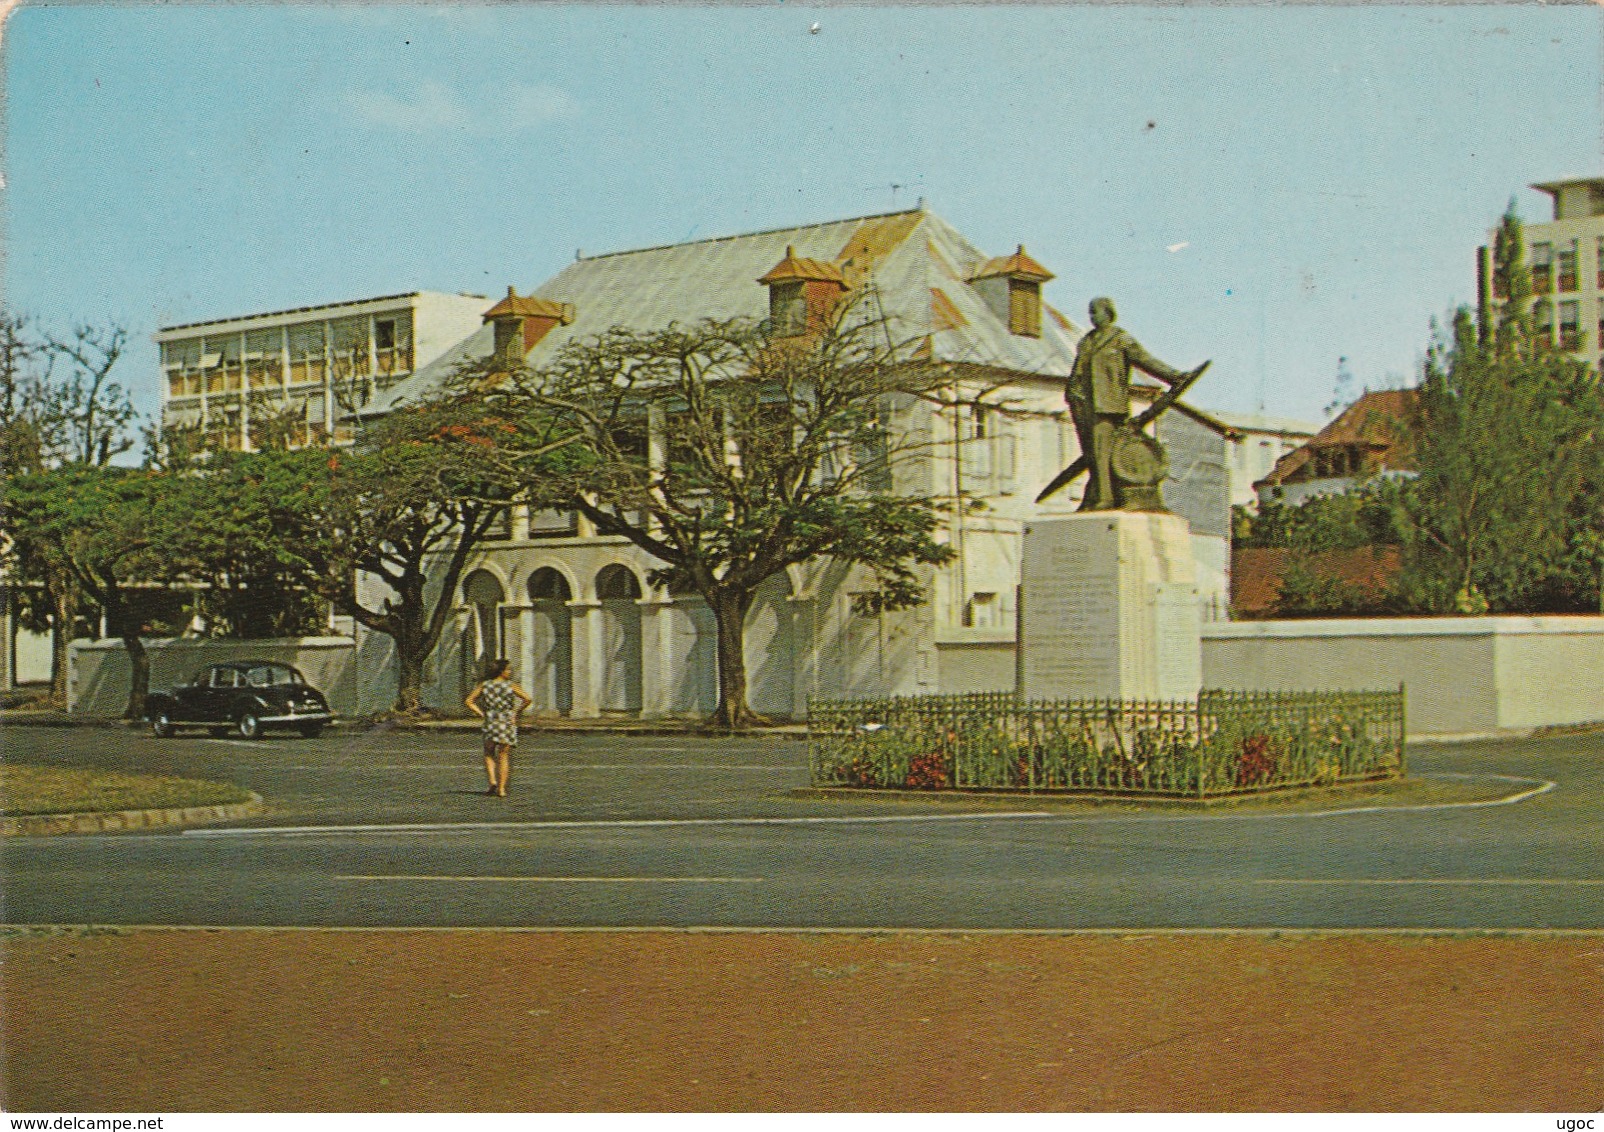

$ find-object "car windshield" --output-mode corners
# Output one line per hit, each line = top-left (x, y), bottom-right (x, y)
(244, 665), (303, 687)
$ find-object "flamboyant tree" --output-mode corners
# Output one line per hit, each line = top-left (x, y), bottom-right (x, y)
(466, 299), (957, 729)
(261, 394), (573, 714)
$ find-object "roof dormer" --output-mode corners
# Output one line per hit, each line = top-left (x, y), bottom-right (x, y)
(758, 246), (848, 336)
(968, 245), (1054, 338)
(483, 287), (575, 365)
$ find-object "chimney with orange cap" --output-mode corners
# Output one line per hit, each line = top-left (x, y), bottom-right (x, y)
(757, 246), (849, 336)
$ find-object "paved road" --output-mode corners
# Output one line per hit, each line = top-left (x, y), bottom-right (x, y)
(2, 723), (1600, 930)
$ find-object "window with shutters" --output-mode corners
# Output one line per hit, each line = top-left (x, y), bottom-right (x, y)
(289, 323), (327, 386)
(1531, 243), (1554, 294)
(1008, 279), (1042, 337)
(961, 405), (992, 486)
(769, 281), (806, 337)
(963, 592), (999, 629)
(373, 314), (412, 377)
(1558, 241), (1579, 292)
(330, 317), (371, 378)
(993, 417), (1017, 495)
(1534, 298), (1554, 350)
(245, 328), (280, 389)
(1559, 301), (1581, 351)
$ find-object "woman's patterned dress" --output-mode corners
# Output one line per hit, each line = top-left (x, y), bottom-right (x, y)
(478, 678), (522, 746)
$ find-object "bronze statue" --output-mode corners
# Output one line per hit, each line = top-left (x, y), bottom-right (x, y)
(1038, 297), (1208, 511)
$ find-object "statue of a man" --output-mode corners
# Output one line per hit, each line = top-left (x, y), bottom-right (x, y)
(1067, 297), (1195, 511)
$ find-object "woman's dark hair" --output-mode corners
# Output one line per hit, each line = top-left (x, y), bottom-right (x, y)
(483, 658), (512, 682)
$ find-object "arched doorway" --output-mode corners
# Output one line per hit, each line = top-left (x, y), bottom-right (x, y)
(596, 564), (643, 714)
(527, 567), (573, 716)
(461, 569), (506, 699)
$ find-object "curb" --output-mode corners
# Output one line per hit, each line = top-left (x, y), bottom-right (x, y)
(2, 792), (264, 837)
(793, 777), (1401, 810)
(1, 712), (809, 737)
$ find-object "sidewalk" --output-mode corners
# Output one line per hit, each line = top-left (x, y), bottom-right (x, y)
(4, 926), (1598, 1112)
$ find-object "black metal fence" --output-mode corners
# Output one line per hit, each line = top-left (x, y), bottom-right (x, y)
(807, 687), (1406, 798)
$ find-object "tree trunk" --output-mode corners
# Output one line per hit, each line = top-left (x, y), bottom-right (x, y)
(97, 581), (149, 720)
(707, 588), (756, 731)
(121, 631), (149, 720)
(47, 577), (73, 707)
(394, 636), (426, 715)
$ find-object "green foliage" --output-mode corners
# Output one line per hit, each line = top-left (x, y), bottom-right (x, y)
(1234, 485), (1409, 617)
(1490, 203), (1534, 352)
(148, 450), (326, 638)
(1236, 202), (1604, 617)
(1398, 300), (1604, 614)
(808, 691), (1405, 796)
(1234, 487), (1405, 553)
(253, 394), (560, 712)
(2, 464), (177, 716)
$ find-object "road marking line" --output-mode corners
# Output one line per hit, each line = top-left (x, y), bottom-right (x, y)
(1256, 878), (1604, 886)
(173, 773), (1559, 840)
(334, 874), (765, 884)
(183, 811), (1058, 838)
(276, 764), (793, 772)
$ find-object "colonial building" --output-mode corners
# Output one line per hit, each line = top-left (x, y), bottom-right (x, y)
(361, 206), (1234, 718)
(1478, 176), (1604, 367)
(156, 291), (489, 451)
(1253, 389), (1416, 507)
(1206, 410), (1320, 510)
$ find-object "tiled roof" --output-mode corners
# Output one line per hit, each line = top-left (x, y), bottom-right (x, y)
(1231, 546), (1402, 617)
(482, 287), (574, 322)
(1257, 389), (1417, 489)
(969, 245), (1055, 283)
(756, 247), (846, 286)
(367, 207), (1086, 415)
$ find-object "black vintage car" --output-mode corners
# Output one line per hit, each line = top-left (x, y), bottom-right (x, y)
(146, 661), (333, 739)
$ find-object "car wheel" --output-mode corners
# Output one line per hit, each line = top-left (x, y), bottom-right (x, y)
(236, 711), (263, 740)
(298, 722), (325, 740)
(151, 712), (174, 738)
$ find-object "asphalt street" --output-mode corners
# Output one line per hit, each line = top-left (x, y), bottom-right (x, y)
(2, 723), (1600, 930)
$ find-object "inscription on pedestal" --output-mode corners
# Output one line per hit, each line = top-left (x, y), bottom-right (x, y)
(1021, 513), (1202, 702)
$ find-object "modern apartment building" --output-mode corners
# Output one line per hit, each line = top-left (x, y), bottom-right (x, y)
(155, 291), (490, 450)
(1478, 176), (1604, 366)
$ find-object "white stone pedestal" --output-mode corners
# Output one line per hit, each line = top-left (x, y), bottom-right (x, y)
(1019, 511), (1202, 702)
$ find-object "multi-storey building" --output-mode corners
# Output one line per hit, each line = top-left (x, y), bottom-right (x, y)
(1478, 176), (1604, 365)
(155, 291), (489, 450)
(360, 206), (1234, 717)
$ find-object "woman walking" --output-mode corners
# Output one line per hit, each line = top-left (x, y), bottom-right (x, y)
(465, 658), (532, 797)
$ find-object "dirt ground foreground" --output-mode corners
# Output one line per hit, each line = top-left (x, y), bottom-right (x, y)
(2, 928), (1600, 1112)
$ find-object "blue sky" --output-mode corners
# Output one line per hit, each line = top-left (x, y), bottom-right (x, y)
(5, 3), (1600, 437)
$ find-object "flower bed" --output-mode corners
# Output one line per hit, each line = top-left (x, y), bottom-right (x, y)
(807, 688), (1405, 798)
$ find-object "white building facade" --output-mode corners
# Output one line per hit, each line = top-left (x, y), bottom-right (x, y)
(360, 208), (1234, 718)
(1479, 176), (1604, 367)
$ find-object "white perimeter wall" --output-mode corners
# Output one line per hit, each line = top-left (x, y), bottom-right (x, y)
(68, 637), (371, 717)
(1202, 616), (1604, 735)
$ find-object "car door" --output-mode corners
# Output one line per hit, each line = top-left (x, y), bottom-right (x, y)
(170, 668), (212, 722)
(191, 666), (231, 723)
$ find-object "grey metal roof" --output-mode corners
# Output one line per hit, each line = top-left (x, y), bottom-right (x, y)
(367, 207), (1084, 415)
